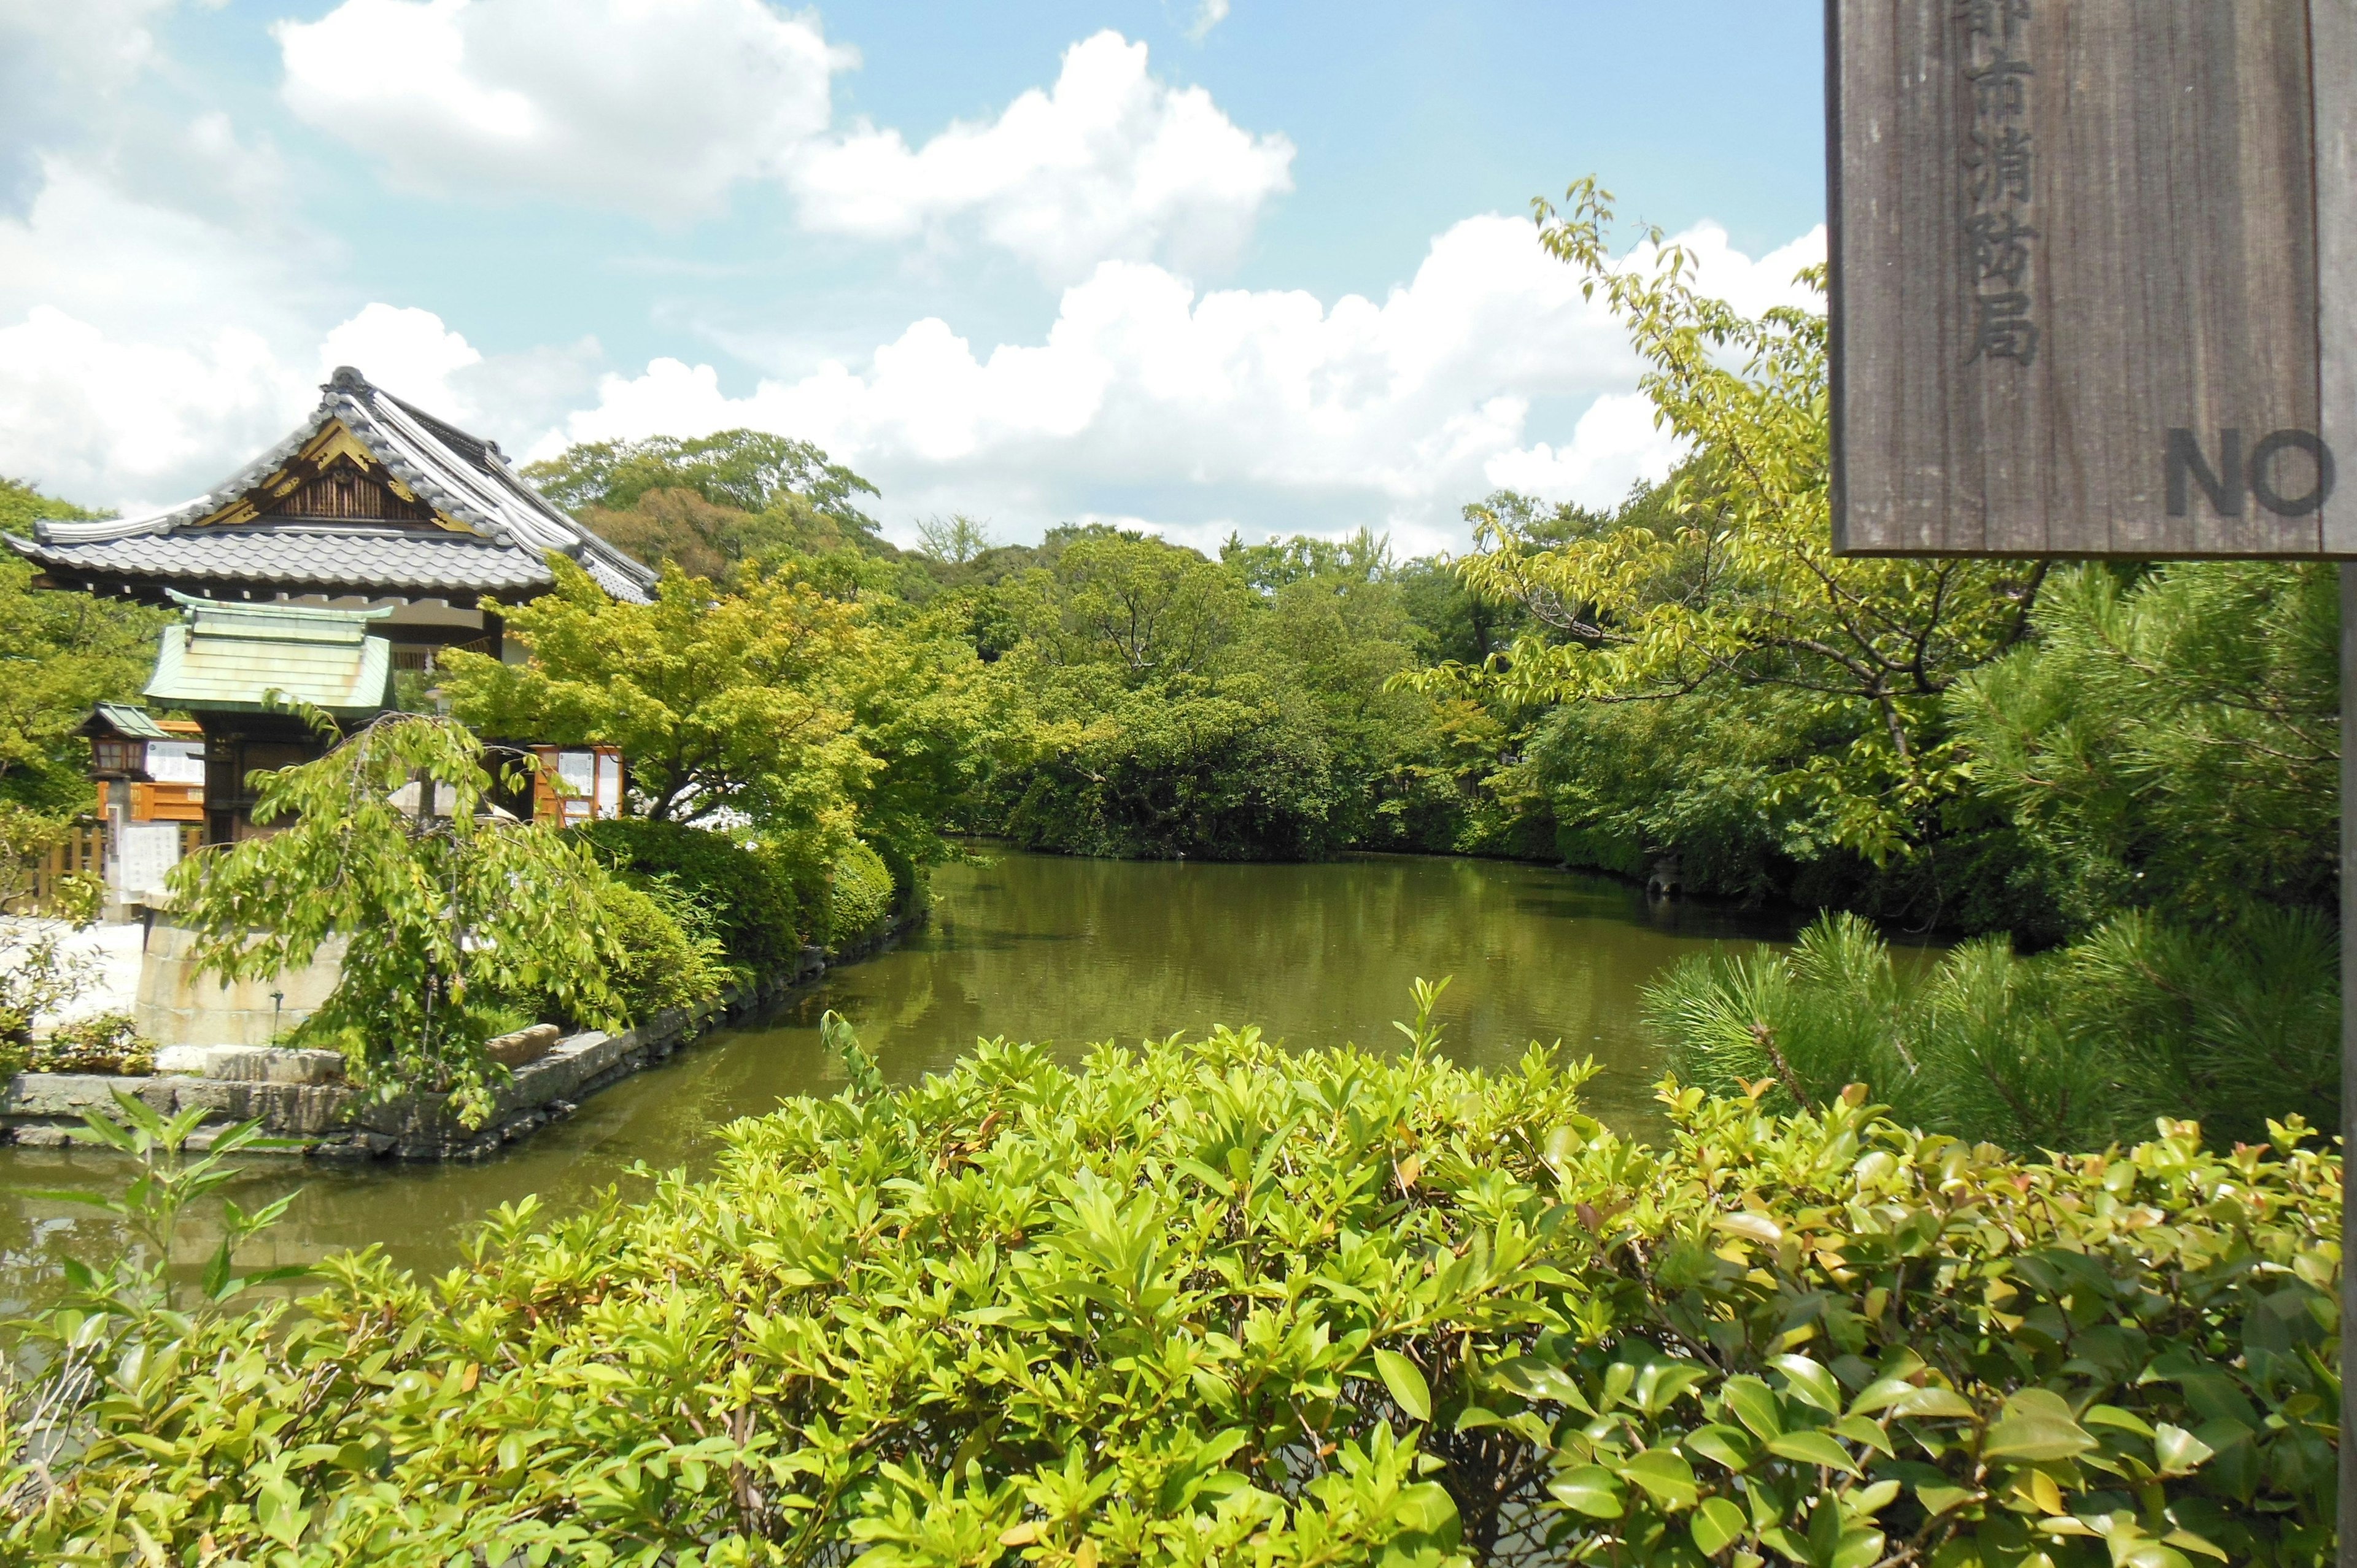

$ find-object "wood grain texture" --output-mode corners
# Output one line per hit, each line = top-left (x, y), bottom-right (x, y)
(2319, 2), (2357, 554)
(1830, 0), (2336, 557)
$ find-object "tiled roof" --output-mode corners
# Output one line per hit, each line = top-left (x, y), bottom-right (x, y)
(17, 526), (557, 596)
(11, 366), (655, 604)
(144, 593), (395, 717)
(85, 701), (175, 741)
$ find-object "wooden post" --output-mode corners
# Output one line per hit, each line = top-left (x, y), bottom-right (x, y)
(2343, 565), (2355, 1567)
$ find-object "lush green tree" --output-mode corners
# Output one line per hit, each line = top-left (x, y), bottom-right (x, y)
(1418, 183), (2042, 873)
(164, 714), (637, 1127)
(0, 479), (171, 814)
(443, 557), (875, 843)
(915, 512), (993, 565)
(525, 430), (896, 577)
(1004, 671), (1341, 859)
(525, 428), (881, 529)
(1040, 530), (1248, 677)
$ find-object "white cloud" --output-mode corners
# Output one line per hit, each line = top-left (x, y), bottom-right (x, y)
(0, 307), (303, 510)
(1482, 393), (1681, 507)
(1186, 0), (1232, 42)
(787, 31), (1293, 281)
(319, 303), (484, 415)
(535, 215), (1825, 554)
(275, 0), (848, 220)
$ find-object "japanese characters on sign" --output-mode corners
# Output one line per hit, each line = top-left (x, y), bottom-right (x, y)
(1958, 0), (2036, 368)
(1829, 1), (2350, 557)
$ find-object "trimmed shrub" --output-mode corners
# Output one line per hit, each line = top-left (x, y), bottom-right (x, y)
(828, 838), (894, 948)
(6, 1025), (2334, 1566)
(26, 1010), (154, 1075)
(568, 818), (813, 972)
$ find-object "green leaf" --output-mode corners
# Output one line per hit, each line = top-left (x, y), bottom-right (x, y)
(1550, 1465), (1625, 1518)
(1682, 1423), (1757, 1472)
(1619, 1448), (1698, 1510)
(1984, 1388), (2097, 1463)
(1691, 1496), (1749, 1555)
(2152, 1423), (2214, 1477)
(1831, 1526), (1887, 1568)
(1393, 1481), (1460, 1543)
(1768, 1354), (1843, 1415)
(1374, 1349), (1431, 1424)
(1764, 1429), (1860, 1475)
(1724, 1375), (1785, 1440)
(1886, 1385), (1976, 1420)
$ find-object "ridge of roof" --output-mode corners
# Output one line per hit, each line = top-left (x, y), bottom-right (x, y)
(22, 367), (656, 603)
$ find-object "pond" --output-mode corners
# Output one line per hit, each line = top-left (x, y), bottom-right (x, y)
(0, 848), (1800, 1303)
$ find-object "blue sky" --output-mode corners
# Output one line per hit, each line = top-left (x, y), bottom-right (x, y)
(0, 1), (1827, 553)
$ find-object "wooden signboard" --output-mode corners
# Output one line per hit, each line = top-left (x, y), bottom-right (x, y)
(1829, 0), (2355, 557)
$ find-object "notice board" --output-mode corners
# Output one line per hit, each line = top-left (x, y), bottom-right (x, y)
(1828, 0), (2356, 557)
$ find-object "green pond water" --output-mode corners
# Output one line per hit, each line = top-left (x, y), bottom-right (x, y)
(0, 848), (1801, 1304)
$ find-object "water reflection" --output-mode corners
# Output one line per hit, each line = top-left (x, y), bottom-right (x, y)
(0, 848), (1800, 1305)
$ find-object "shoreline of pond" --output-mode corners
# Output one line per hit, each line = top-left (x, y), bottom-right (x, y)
(0, 908), (927, 1162)
(0, 848), (1813, 1299)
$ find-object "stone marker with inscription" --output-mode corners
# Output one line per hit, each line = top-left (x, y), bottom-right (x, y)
(1828, 0), (2353, 557)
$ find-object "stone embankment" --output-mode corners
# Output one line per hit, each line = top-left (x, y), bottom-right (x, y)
(4, 916), (916, 1159)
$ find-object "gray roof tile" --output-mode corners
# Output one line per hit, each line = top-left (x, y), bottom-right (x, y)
(13, 367), (654, 604)
(15, 527), (556, 596)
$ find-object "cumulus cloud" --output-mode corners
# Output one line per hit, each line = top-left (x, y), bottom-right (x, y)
(0, 308), (301, 511)
(786, 31), (1293, 280)
(275, 0), (848, 220)
(533, 215), (1824, 554)
(319, 303), (485, 414)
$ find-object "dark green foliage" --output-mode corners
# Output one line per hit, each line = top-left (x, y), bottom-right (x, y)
(0, 478), (172, 814)
(8, 1028), (2336, 1564)
(1005, 674), (1342, 860)
(568, 816), (819, 972)
(1950, 562), (2338, 930)
(827, 838), (897, 947)
(1647, 908), (2336, 1149)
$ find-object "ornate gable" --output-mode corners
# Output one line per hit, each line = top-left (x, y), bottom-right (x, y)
(194, 421), (471, 533)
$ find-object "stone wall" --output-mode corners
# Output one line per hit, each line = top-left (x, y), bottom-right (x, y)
(4, 943), (840, 1161)
(134, 921), (347, 1049)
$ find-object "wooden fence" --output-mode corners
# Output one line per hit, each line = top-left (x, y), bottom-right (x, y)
(8, 822), (195, 916)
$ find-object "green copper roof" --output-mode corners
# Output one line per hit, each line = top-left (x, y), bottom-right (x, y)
(83, 701), (175, 740)
(143, 592), (395, 716)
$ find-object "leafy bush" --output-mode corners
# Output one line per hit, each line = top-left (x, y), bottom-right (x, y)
(27, 1010), (155, 1075)
(6, 1019), (2334, 1565)
(1005, 675), (1341, 860)
(1645, 909), (2337, 1151)
(570, 817), (818, 972)
(497, 876), (729, 1028)
(828, 838), (896, 948)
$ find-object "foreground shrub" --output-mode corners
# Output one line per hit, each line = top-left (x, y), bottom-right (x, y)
(5, 1021), (2336, 1566)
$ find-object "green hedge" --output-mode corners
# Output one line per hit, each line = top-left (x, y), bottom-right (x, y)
(567, 818), (819, 972)
(9, 1030), (2336, 1565)
(829, 838), (896, 948)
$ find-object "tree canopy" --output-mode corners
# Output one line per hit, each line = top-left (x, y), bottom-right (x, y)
(0, 478), (168, 814)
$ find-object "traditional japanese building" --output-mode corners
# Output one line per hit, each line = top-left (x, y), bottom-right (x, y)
(8, 365), (656, 670)
(15, 366), (654, 859)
